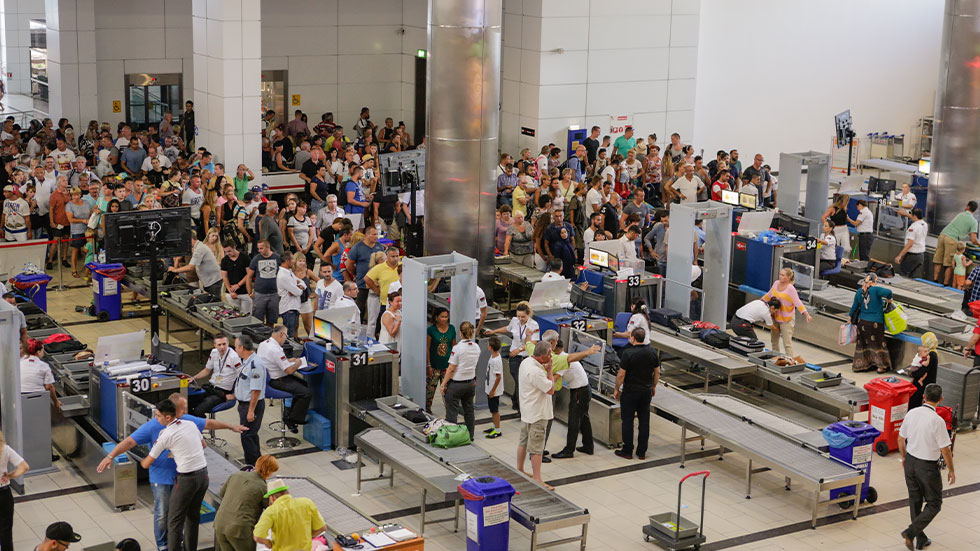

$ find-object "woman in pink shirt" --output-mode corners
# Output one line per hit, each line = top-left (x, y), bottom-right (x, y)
(762, 268), (812, 357)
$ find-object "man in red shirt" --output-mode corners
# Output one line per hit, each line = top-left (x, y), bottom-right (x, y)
(711, 168), (732, 202)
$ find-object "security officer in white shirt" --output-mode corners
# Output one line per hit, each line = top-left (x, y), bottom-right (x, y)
(442, 322), (480, 440)
(896, 208), (928, 279)
(541, 259), (566, 282)
(188, 333), (242, 417)
(335, 281), (361, 325)
(898, 383), (954, 550)
(20, 339), (60, 409)
(257, 325), (310, 432)
(552, 341), (594, 458)
(141, 399), (209, 551)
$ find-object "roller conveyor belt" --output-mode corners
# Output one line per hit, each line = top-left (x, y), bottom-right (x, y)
(653, 385), (866, 527)
(356, 428), (460, 488)
(646, 324), (757, 392)
(695, 394), (815, 437)
(364, 408), (490, 464)
(204, 447), (240, 498)
(281, 477), (376, 537)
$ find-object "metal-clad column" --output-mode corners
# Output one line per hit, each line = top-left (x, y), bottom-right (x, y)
(425, 0), (502, 291)
(928, 0), (980, 228)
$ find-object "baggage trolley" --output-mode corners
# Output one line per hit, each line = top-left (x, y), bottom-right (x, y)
(643, 470), (709, 550)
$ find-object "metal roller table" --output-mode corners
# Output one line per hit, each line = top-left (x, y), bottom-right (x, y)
(652, 385), (867, 528)
(354, 428), (461, 536)
(646, 324), (758, 393)
(494, 256), (544, 309)
(753, 367), (869, 420)
(352, 397), (590, 550)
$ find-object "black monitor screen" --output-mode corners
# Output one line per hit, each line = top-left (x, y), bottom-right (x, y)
(104, 207), (192, 262)
(877, 179), (896, 194)
(153, 342), (184, 369)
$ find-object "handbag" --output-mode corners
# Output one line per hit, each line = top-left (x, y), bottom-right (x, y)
(883, 302), (908, 334)
(429, 424), (471, 448)
(87, 210), (100, 229)
(838, 323), (858, 345)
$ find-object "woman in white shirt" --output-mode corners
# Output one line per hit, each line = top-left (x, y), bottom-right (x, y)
(379, 292), (402, 348)
(0, 428), (30, 551)
(613, 300), (652, 345)
(442, 322), (481, 439)
(487, 301), (539, 413)
(20, 340), (60, 409)
(819, 220), (839, 273)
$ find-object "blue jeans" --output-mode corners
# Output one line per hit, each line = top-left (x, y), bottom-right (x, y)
(281, 310), (300, 338)
(151, 482), (173, 551)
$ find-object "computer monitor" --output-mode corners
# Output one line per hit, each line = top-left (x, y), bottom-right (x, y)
(721, 190), (739, 206)
(867, 175), (879, 192)
(588, 248), (609, 269)
(774, 213), (811, 238)
(313, 317), (343, 351)
(152, 342), (184, 369)
(877, 179), (896, 194)
(607, 252), (620, 272)
(739, 193), (757, 209)
(919, 159), (930, 174)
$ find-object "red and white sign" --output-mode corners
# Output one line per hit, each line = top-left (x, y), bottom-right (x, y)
(324, 359), (335, 373)
(609, 114), (633, 135)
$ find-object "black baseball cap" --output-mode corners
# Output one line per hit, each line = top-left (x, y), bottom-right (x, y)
(45, 521), (82, 543)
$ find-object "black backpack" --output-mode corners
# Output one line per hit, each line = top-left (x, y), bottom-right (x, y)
(700, 329), (730, 349)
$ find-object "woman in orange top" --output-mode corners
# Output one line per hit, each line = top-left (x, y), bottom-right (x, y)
(762, 268), (812, 357)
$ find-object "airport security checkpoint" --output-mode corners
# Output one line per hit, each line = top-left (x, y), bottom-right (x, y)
(3, 4), (980, 551)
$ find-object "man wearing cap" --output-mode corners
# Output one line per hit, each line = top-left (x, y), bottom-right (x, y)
(253, 479), (326, 551)
(35, 522), (81, 550)
(1, 184), (30, 242)
(613, 127), (636, 159)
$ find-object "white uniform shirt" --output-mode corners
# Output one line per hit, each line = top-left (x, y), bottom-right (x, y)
(205, 348), (243, 391)
(898, 192), (917, 209)
(257, 338), (292, 380)
(149, 419), (207, 473)
(899, 404), (951, 461)
(485, 354), (504, 397)
(625, 314), (651, 344)
(907, 220), (928, 254)
(735, 300), (774, 326)
(475, 286), (488, 321)
(448, 340), (481, 380)
(541, 271), (564, 282)
(855, 208), (874, 233)
(820, 232), (837, 261)
(563, 360), (589, 389)
(0, 445), (24, 488)
(507, 318), (539, 357)
(518, 356), (554, 424)
(335, 295), (361, 324)
(20, 356), (54, 393)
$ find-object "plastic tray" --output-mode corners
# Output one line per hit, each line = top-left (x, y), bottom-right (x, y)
(677, 326), (701, 339)
(801, 370), (843, 389)
(59, 395), (89, 417)
(928, 318), (967, 334)
(648, 512), (700, 540)
(221, 316), (262, 330)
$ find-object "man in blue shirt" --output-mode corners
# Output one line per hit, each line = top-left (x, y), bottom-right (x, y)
(346, 226), (385, 322)
(613, 126), (636, 159)
(97, 393), (244, 551)
(234, 334), (267, 466)
(567, 145), (588, 183)
(344, 166), (371, 217)
(496, 163), (517, 207)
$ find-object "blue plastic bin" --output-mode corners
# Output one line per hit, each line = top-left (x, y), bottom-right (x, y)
(303, 410), (332, 451)
(9, 273), (52, 312)
(86, 263), (124, 321)
(458, 476), (515, 551)
(824, 421), (880, 504)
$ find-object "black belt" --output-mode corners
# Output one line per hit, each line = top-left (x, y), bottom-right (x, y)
(177, 467), (208, 476)
(451, 378), (475, 383)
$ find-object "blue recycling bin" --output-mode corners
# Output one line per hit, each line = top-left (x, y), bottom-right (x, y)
(824, 421), (881, 504)
(9, 273), (52, 311)
(458, 476), (515, 551)
(86, 263), (124, 321)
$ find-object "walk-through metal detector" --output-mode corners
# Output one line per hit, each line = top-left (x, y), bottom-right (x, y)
(664, 202), (732, 328)
(777, 151), (830, 223)
(402, 253), (477, 407)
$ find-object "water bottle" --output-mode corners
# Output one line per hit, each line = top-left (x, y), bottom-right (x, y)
(103, 353), (110, 371)
(98, 249), (106, 263)
(374, 221), (382, 237)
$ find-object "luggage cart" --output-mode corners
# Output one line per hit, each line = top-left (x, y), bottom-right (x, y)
(643, 471), (709, 550)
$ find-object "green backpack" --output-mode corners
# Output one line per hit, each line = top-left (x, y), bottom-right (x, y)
(429, 424), (472, 448)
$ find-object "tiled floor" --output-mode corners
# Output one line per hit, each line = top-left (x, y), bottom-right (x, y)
(15, 285), (980, 550)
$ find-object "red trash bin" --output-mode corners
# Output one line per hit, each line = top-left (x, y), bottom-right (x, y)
(863, 376), (916, 456)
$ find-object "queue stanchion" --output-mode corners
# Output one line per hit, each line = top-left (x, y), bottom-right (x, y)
(52, 237), (68, 291)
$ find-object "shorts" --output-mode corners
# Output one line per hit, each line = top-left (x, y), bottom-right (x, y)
(487, 396), (500, 414)
(299, 299), (313, 314)
(70, 232), (87, 248)
(934, 233), (959, 267)
(518, 418), (548, 455)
